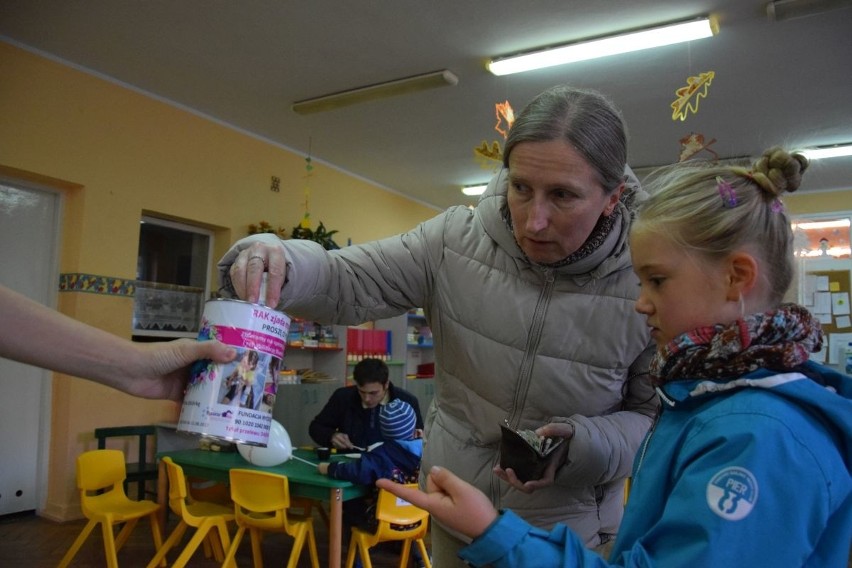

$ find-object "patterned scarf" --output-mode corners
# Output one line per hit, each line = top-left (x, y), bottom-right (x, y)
(651, 303), (823, 385)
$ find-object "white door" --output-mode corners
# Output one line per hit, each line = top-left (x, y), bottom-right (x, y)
(0, 180), (60, 515)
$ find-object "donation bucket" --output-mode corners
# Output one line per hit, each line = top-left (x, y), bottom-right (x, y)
(178, 295), (291, 446)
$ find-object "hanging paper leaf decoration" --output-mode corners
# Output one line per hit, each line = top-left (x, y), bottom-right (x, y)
(678, 132), (719, 162)
(472, 100), (516, 168)
(494, 100), (515, 139)
(671, 71), (715, 121)
(474, 140), (503, 162)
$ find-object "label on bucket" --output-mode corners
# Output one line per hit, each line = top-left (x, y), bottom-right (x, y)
(178, 298), (291, 446)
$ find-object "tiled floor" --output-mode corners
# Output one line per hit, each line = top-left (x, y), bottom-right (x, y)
(0, 508), (428, 567)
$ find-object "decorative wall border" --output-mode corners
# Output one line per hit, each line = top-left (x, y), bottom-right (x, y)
(59, 273), (136, 297)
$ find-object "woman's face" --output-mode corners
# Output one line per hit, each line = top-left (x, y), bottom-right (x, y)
(507, 140), (622, 264)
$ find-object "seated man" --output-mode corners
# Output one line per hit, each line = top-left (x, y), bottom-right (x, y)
(309, 358), (423, 451)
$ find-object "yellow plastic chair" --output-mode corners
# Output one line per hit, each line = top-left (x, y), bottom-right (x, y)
(58, 449), (164, 568)
(624, 477), (632, 506)
(345, 484), (432, 568)
(223, 468), (320, 568)
(145, 457), (235, 568)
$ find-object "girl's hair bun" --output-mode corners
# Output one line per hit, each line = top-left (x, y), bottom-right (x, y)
(749, 146), (809, 196)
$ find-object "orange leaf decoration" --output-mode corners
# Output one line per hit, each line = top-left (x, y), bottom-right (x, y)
(495, 100), (515, 139)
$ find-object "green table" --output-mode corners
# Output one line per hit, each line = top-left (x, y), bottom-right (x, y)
(157, 448), (367, 568)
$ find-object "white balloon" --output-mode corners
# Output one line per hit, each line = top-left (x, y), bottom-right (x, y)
(237, 419), (293, 467)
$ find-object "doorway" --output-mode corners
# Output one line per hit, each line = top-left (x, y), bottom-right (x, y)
(0, 180), (60, 515)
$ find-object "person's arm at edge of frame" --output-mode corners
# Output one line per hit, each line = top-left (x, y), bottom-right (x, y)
(0, 284), (237, 401)
(378, 466), (611, 568)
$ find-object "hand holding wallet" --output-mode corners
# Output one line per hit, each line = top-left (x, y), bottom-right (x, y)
(499, 421), (566, 483)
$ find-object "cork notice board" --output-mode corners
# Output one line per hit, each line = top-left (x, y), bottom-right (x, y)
(804, 269), (852, 366)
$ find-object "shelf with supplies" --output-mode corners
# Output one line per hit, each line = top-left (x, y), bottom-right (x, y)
(271, 312), (436, 447)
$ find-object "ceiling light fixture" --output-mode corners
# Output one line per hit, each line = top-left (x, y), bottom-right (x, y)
(487, 17), (718, 76)
(461, 184), (488, 196)
(799, 143), (852, 160)
(292, 70), (459, 115)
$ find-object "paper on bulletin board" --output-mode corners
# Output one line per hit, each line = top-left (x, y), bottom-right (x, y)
(827, 333), (852, 365)
(832, 292), (850, 315)
(836, 315), (852, 329)
(809, 346), (827, 364)
(813, 292), (832, 316)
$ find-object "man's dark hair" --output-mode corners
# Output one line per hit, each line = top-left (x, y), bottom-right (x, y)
(352, 358), (389, 387)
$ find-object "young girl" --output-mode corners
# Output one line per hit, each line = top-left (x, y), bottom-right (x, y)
(379, 147), (852, 566)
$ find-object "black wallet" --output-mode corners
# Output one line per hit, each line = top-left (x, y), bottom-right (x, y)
(499, 423), (565, 483)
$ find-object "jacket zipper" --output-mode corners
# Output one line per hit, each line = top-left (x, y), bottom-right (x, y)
(508, 267), (555, 426)
(494, 267), (555, 505)
(633, 387), (671, 482)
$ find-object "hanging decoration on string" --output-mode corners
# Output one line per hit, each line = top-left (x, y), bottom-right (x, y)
(678, 132), (719, 162)
(671, 71), (715, 121)
(474, 100), (516, 168)
(294, 141), (315, 234)
(289, 140), (341, 250)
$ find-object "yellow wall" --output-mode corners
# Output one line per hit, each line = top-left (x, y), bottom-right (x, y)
(785, 189), (851, 217)
(0, 41), (437, 520)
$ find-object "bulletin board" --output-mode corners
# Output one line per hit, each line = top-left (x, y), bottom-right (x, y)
(802, 268), (852, 367)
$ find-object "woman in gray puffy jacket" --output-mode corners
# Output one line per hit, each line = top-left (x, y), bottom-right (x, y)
(219, 85), (658, 566)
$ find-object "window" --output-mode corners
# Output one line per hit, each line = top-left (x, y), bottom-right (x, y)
(132, 216), (213, 339)
(791, 215), (851, 259)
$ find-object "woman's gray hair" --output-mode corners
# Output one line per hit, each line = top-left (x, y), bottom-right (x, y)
(503, 85), (627, 194)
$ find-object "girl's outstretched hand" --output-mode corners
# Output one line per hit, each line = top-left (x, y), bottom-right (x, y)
(377, 466), (498, 540)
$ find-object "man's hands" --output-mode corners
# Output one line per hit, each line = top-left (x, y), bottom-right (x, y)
(330, 432), (358, 450)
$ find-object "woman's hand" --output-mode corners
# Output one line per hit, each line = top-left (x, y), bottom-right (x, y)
(227, 240), (289, 306)
(377, 466), (498, 540)
(494, 422), (574, 494)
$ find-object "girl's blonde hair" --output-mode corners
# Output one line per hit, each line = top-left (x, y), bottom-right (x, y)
(634, 147), (808, 304)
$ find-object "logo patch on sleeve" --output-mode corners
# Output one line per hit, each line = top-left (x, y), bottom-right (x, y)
(706, 467), (758, 521)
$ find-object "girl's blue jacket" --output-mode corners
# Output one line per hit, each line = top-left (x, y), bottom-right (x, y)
(460, 362), (852, 567)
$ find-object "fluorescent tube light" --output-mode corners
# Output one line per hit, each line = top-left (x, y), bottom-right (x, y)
(767, 0), (852, 21)
(799, 144), (852, 160)
(793, 219), (851, 230)
(292, 70), (458, 115)
(487, 17), (718, 76)
(462, 184), (488, 196)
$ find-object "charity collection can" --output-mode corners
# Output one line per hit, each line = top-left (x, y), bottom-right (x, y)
(178, 295), (291, 446)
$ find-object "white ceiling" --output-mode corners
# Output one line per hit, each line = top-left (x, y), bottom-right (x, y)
(2, 0), (852, 211)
